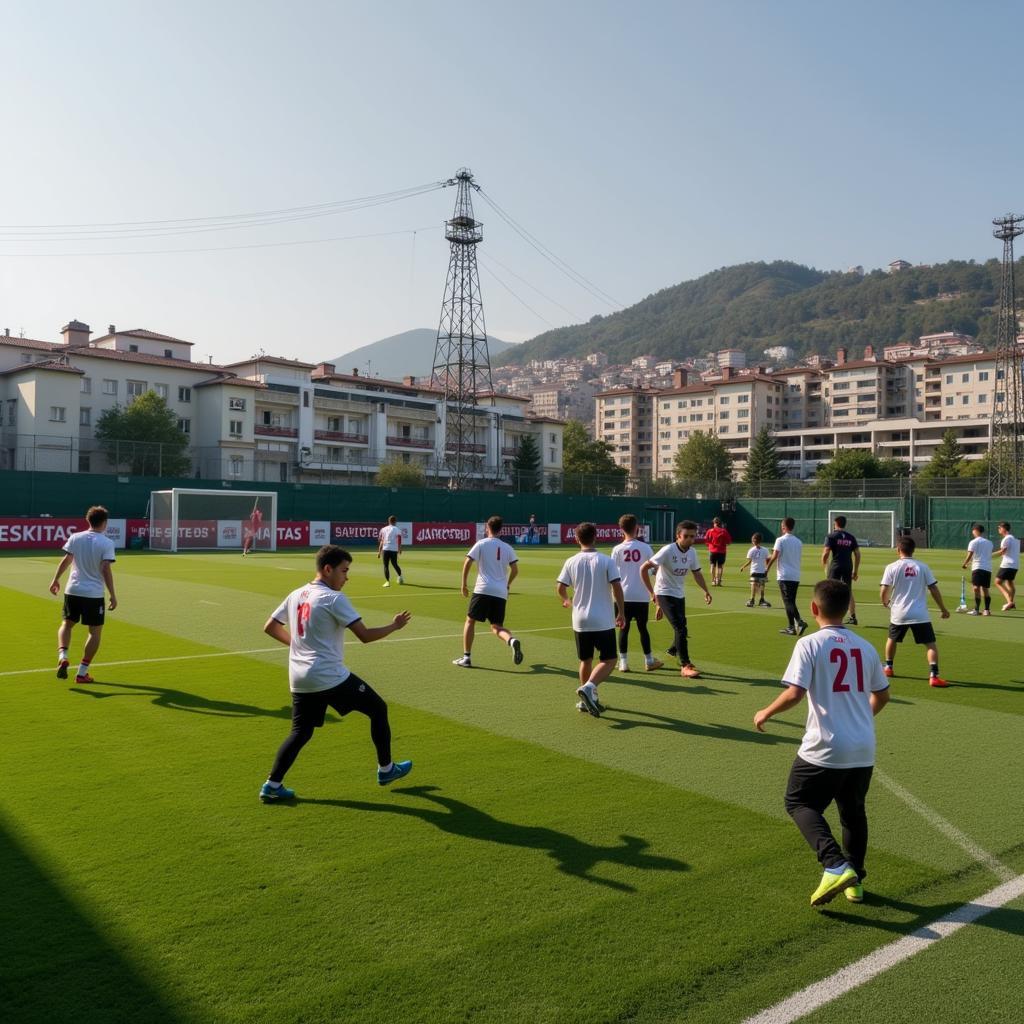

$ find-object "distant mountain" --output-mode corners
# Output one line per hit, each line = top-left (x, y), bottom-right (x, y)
(494, 259), (1007, 367)
(328, 329), (517, 380)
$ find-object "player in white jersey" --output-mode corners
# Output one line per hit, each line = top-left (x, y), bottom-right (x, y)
(453, 515), (523, 668)
(259, 545), (413, 801)
(755, 579), (890, 906)
(961, 523), (994, 616)
(377, 515), (404, 587)
(48, 505), (118, 684)
(610, 514), (663, 673)
(765, 516), (807, 636)
(556, 522), (625, 718)
(993, 521), (1020, 611)
(880, 536), (950, 687)
(737, 532), (771, 609)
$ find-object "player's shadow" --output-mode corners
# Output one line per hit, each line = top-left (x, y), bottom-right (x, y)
(70, 680), (297, 720)
(488, 662), (580, 679)
(956, 679), (1022, 693)
(602, 706), (799, 745)
(822, 893), (1024, 939)
(613, 675), (693, 694)
(302, 785), (688, 892)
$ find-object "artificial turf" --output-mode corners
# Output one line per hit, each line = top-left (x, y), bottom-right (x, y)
(1, 542), (1021, 1023)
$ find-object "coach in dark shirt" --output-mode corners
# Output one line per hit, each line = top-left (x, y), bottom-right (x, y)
(822, 515), (861, 624)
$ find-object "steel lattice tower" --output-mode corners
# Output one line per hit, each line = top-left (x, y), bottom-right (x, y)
(431, 168), (493, 488)
(989, 213), (1024, 496)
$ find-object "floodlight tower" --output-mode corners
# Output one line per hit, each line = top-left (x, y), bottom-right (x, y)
(431, 168), (493, 488)
(989, 213), (1024, 496)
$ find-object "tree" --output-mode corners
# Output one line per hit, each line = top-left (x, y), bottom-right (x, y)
(673, 431), (732, 482)
(561, 419), (628, 493)
(375, 460), (425, 489)
(744, 426), (783, 484)
(815, 449), (894, 480)
(918, 429), (963, 479)
(511, 434), (541, 492)
(94, 391), (191, 476)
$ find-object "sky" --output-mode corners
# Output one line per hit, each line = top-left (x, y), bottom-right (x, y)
(2, 1), (1023, 367)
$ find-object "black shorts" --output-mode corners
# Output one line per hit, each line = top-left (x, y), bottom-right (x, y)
(467, 593), (507, 625)
(62, 594), (106, 626)
(575, 628), (617, 663)
(750, 572), (767, 581)
(622, 600), (649, 625)
(828, 565), (853, 586)
(707, 552), (725, 567)
(971, 570), (992, 588)
(290, 673), (383, 731)
(888, 622), (936, 645)
(996, 567), (1018, 582)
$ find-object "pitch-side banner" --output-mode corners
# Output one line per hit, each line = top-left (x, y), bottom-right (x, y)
(555, 523), (649, 544)
(330, 521), (412, 546)
(411, 522), (475, 546)
(0, 517), (132, 550)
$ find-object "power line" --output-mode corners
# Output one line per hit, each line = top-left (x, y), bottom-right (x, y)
(479, 262), (557, 330)
(479, 252), (582, 321)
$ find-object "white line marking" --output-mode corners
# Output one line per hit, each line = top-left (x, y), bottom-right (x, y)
(743, 873), (1024, 1024)
(874, 769), (1015, 882)
(199, 600), (221, 606)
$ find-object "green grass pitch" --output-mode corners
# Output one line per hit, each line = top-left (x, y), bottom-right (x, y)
(1, 542), (1022, 1023)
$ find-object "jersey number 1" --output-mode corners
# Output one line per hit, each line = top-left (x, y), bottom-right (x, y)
(296, 602), (311, 638)
(830, 647), (864, 692)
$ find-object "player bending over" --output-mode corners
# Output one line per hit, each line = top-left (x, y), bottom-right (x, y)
(961, 523), (993, 616)
(453, 515), (523, 668)
(738, 533), (771, 608)
(754, 579), (890, 906)
(993, 521), (1019, 611)
(260, 544), (413, 802)
(611, 514), (663, 672)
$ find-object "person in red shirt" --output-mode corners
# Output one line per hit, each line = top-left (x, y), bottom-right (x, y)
(243, 505), (263, 557)
(704, 517), (732, 587)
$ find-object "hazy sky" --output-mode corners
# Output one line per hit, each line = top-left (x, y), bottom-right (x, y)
(2, 1), (1022, 366)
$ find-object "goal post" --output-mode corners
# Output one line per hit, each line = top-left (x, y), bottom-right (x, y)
(826, 509), (896, 549)
(149, 489), (278, 552)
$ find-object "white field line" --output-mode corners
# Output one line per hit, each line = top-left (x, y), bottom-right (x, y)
(743, 872), (1024, 1024)
(874, 769), (1015, 883)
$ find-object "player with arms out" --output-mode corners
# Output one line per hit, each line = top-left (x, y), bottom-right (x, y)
(640, 519), (712, 679)
(961, 523), (994, 616)
(377, 515), (404, 587)
(766, 517), (807, 637)
(880, 536), (950, 687)
(611, 514), (663, 673)
(557, 522), (625, 718)
(738, 532), (771, 608)
(242, 501), (263, 557)
(993, 521), (1019, 611)
(754, 579), (890, 906)
(49, 505), (117, 684)
(259, 544), (413, 802)
(703, 517), (732, 587)
(822, 515), (861, 625)
(452, 515), (523, 668)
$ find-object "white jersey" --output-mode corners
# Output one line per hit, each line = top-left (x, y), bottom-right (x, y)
(271, 580), (362, 693)
(782, 626), (889, 769)
(466, 536), (518, 598)
(880, 557), (937, 624)
(967, 536), (993, 571)
(62, 529), (116, 599)
(378, 524), (401, 551)
(746, 545), (768, 575)
(557, 550), (620, 632)
(611, 537), (654, 603)
(772, 533), (802, 581)
(997, 533), (1020, 569)
(649, 542), (701, 599)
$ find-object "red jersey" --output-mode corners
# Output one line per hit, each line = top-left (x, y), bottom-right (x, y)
(704, 527), (732, 554)
(248, 510), (263, 533)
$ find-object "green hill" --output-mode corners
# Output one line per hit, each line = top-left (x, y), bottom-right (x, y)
(495, 259), (1008, 366)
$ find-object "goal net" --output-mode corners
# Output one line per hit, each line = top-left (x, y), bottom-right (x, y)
(149, 489), (278, 552)
(826, 509), (896, 549)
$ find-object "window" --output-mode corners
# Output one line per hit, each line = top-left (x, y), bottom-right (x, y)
(979, 371), (989, 381)
(178, 386), (191, 402)
(738, 394), (750, 403)
(962, 395), (969, 405)
(155, 383), (168, 399)
(945, 374), (953, 384)
(945, 397), (953, 406)
(303, 391), (310, 408)
(178, 418), (191, 434)
(228, 455), (244, 477)
(719, 411), (729, 420)
(80, 408), (91, 426)
(6, 399), (15, 425)
(49, 406), (66, 422)
(738, 408), (749, 417)
(719, 396), (730, 404)
(127, 380), (147, 401)
(549, 447), (556, 462)
(229, 397), (246, 411)
(164, 349), (173, 359)
(229, 419), (244, 437)
(962, 373), (970, 383)
(80, 376), (91, 394)
(549, 433), (556, 444)
(103, 379), (118, 395)
(980, 393), (988, 403)
(327, 416), (342, 431)
(128, 344), (139, 353)
(78, 453), (91, 473)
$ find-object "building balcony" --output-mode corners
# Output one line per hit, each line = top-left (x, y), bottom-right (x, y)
(255, 424), (298, 438)
(446, 442), (487, 453)
(315, 430), (369, 444)
(386, 435), (433, 449)
(501, 446), (519, 456)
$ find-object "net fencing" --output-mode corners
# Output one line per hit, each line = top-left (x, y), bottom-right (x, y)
(826, 509), (896, 548)
(149, 489), (277, 552)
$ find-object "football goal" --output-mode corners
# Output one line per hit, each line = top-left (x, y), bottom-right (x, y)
(149, 489), (278, 552)
(827, 509), (897, 549)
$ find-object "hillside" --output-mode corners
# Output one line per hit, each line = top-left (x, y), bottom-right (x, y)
(329, 328), (516, 380)
(494, 259), (1008, 366)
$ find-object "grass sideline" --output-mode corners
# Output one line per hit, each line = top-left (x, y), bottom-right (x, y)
(1, 542), (1022, 1024)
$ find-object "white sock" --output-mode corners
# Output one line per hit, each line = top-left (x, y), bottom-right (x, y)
(644, 654), (654, 664)
(265, 780), (281, 789)
(59, 648), (68, 662)
(77, 661), (90, 676)
(379, 762), (394, 773)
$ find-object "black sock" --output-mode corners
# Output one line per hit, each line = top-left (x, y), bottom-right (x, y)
(930, 662), (939, 677)
(974, 597), (980, 611)
(984, 595), (991, 610)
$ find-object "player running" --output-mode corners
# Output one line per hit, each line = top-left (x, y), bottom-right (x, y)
(49, 505), (117, 684)
(704, 517), (732, 587)
(961, 523), (994, 616)
(754, 579), (890, 906)
(260, 544), (413, 802)
(242, 501), (263, 556)
(880, 536), (950, 687)
(766, 517), (807, 636)
(994, 521), (1019, 611)
(453, 515), (523, 668)
(556, 522), (625, 718)
(738, 533), (771, 608)
(377, 515), (404, 587)
(822, 515), (861, 625)
(611, 514), (663, 673)
(640, 519), (712, 679)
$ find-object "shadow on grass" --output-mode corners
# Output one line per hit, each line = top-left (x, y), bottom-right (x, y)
(302, 785), (688, 892)
(601, 706), (800, 745)
(822, 891), (1024, 938)
(487, 662), (581, 679)
(613, 674), (734, 695)
(0, 814), (184, 1023)
(71, 680), (300, 721)
(952, 679), (1023, 693)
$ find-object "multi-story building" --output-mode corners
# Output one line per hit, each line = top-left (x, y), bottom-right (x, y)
(594, 386), (658, 476)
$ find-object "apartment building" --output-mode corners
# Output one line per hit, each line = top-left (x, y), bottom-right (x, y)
(594, 386), (658, 475)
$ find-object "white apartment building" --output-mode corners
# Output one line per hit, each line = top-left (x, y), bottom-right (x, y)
(594, 386), (658, 476)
